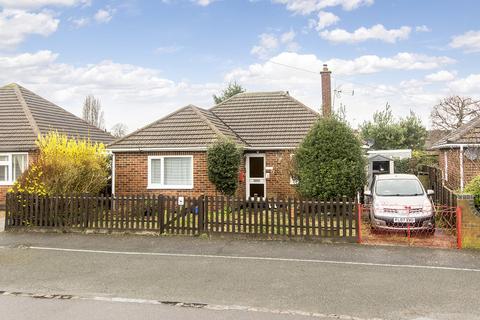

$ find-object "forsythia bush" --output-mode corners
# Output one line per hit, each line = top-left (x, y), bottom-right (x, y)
(10, 132), (109, 195)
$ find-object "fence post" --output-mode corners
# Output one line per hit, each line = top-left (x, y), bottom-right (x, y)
(356, 202), (362, 244)
(198, 195), (205, 234)
(456, 206), (462, 249)
(5, 193), (10, 228)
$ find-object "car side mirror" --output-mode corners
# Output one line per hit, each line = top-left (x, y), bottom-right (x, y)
(427, 189), (435, 196)
(364, 190), (372, 197)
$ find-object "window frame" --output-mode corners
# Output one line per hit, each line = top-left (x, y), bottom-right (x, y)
(147, 155), (194, 190)
(0, 153), (29, 186)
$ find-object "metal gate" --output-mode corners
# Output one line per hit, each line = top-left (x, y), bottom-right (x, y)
(357, 203), (462, 249)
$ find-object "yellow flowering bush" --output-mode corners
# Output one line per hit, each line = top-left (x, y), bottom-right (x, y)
(9, 132), (109, 195)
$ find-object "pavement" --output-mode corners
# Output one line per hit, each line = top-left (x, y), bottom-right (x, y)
(0, 232), (479, 320)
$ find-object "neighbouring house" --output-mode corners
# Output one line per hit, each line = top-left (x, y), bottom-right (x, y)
(108, 65), (334, 199)
(432, 116), (480, 191)
(0, 83), (115, 206)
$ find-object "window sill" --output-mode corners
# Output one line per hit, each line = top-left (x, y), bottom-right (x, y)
(147, 185), (194, 190)
(0, 182), (13, 186)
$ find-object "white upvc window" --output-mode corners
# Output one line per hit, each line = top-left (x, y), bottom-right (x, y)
(0, 153), (28, 185)
(148, 155), (194, 189)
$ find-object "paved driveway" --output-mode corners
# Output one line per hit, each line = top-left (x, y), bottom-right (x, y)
(0, 233), (479, 320)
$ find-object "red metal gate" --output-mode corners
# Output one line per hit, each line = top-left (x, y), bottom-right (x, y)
(357, 203), (462, 249)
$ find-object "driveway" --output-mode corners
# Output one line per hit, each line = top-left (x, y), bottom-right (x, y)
(0, 233), (479, 320)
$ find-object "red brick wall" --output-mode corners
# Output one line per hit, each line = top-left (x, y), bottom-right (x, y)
(0, 151), (37, 206)
(439, 148), (480, 190)
(114, 150), (299, 199)
(264, 151), (298, 198)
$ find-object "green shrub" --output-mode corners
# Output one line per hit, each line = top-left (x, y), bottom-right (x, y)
(207, 138), (243, 196)
(294, 117), (366, 198)
(464, 176), (480, 195)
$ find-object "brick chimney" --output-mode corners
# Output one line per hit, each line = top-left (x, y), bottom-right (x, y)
(320, 64), (332, 117)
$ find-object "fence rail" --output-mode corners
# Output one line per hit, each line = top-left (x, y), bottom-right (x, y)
(5, 193), (358, 241)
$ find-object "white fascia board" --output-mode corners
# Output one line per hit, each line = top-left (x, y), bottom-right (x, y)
(432, 143), (480, 149)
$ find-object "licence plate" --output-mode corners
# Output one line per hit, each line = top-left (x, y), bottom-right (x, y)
(393, 217), (415, 223)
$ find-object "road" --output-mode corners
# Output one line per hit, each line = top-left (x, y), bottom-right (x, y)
(0, 232), (479, 320)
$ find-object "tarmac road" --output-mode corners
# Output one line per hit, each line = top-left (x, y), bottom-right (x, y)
(0, 232), (479, 320)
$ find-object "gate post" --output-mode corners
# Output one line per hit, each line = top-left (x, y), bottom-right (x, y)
(456, 206), (462, 249)
(356, 202), (362, 244)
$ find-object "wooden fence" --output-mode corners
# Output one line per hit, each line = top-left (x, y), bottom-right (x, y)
(5, 193), (358, 241)
(420, 165), (457, 207)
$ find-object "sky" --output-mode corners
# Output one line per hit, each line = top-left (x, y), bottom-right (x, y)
(1, 0), (480, 133)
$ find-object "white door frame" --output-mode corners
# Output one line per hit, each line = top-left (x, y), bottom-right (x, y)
(245, 153), (266, 200)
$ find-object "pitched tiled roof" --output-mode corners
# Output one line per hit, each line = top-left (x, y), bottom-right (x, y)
(432, 116), (480, 148)
(108, 105), (244, 149)
(0, 83), (114, 152)
(108, 91), (319, 150)
(211, 91), (319, 148)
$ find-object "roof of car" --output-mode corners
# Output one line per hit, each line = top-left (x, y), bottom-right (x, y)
(375, 174), (418, 180)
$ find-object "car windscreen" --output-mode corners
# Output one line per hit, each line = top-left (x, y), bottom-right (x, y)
(375, 179), (424, 196)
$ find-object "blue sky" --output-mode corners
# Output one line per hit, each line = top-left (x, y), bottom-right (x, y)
(1, 0), (480, 132)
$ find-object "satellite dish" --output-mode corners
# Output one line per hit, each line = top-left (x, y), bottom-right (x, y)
(366, 139), (375, 148)
(465, 147), (480, 161)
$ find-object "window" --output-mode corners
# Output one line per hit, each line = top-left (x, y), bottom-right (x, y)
(375, 179), (424, 197)
(0, 153), (28, 185)
(148, 156), (193, 189)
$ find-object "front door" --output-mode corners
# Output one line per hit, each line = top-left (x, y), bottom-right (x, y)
(246, 154), (266, 199)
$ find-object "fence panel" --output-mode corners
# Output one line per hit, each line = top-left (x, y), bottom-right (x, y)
(5, 193), (357, 241)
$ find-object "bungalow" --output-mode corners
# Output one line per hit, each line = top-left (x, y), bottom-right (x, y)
(432, 116), (480, 191)
(0, 83), (114, 205)
(108, 65), (333, 199)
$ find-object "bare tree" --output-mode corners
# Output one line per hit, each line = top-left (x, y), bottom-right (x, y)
(110, 123), (128, 138)
(82, 95), (105, 129)
(431, 96), (480, 131)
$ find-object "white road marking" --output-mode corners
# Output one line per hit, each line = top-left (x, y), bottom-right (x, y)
(1, 245), (479, 273)
(0, 290), (385, 320)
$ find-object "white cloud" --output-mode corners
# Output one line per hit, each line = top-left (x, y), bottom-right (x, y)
(425, 70), (456, 82)
(94, 7), (115, 24)
(251, 33), (279, 59)
(251, 31), (299, 59)
(0, 9), (59, 48)
(415, 25), (430, 32)
(228, 52), (455, 85)
(448, 74), (480, 94)
(0, 50), (58, 67)
(0, 0), (90, 9)
(273, 0), (374, 15)
(281, 30), (295, 43)
(320, 24), (411, 43)
(312, 11), (339, 30)
(450, 30), (480, 53)
(70, 16), (89, 28)
(192, 0), (216, 6)
(0, 50), (222, 130)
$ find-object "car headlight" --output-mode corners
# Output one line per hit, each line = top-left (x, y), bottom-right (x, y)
(422, 199), (433, 213)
